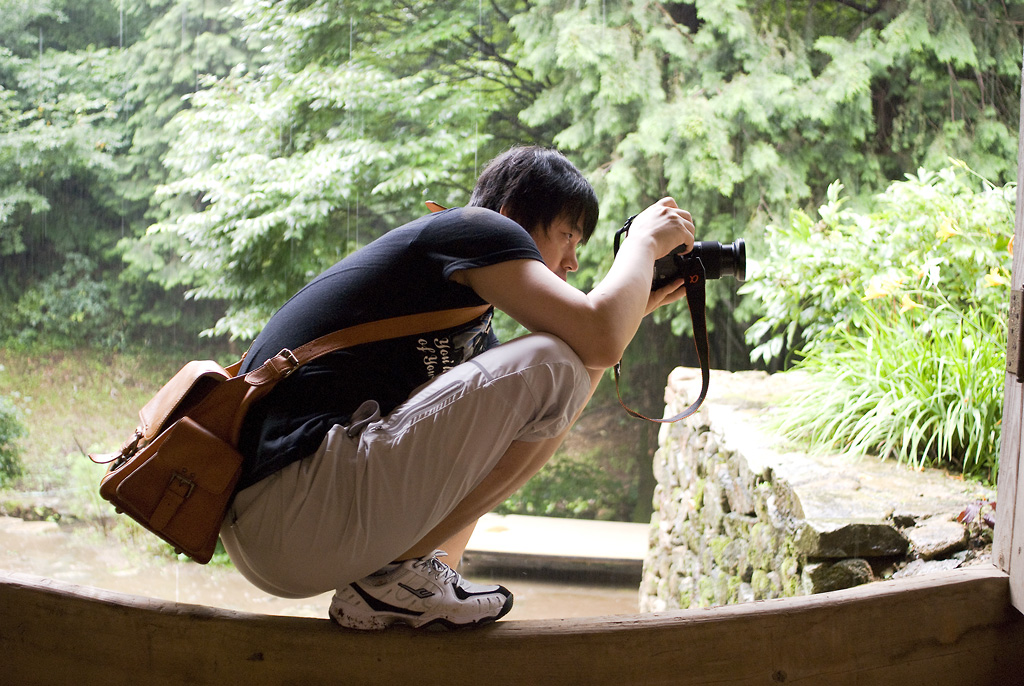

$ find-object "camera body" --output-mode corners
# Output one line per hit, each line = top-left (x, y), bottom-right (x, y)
(652, 239), (746, 290)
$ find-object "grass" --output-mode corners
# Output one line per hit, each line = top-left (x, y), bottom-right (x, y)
(0, 346), (244, 561)
(0, 348), (198, 515)
(774, 308), (1003, 485)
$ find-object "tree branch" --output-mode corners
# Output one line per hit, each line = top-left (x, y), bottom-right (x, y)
(489, 0), (511, 25)
(830, 0), (884, 14)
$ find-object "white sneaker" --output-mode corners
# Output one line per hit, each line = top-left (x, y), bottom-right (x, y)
(329, 551), (513, 630)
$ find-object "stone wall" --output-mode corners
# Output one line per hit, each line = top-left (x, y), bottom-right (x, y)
(639, 367), (995, 612)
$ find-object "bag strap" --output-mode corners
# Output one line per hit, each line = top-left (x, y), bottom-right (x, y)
(612, 215), (710, 423)
(87, 304), (493, 465)
(244, 305), (491, 387)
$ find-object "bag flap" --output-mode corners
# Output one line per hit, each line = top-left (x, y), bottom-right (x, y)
(116, 417), (241, 500)
(139, 361), (231, 441)
(157, 417), (242, 494)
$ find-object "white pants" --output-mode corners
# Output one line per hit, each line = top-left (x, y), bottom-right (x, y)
(220, 333), (591, 598)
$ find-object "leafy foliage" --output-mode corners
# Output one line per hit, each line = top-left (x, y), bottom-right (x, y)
(1, 0), (1022, 509)
(0, 0), (245, 349)
(521, 0), (1024, 408)
(146, 0), (1024, 346)
(958, 499), (996, 531)
(0, 26), (133, 345)
(2, 0), (1019, 353)
(0, 399), (25, 485)
(145, 0), (537, 339)
(0, 364), (26, 486)
(744, 164), (1013, 481)
(495, 449), (638, 521)
(7, 253), (127, 347)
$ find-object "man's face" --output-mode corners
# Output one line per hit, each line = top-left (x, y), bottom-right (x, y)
(531, 214), (582, 282)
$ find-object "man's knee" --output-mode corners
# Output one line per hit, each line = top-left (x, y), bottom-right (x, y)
(500, 333), (592, 438)
(505, 331), (587, 384)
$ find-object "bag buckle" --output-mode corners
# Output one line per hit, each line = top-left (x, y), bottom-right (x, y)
(169, 472), (196, 499)
(275, 348), (300, 378)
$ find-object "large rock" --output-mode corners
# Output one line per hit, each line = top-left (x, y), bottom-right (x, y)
(797, 520), (909, 558)
(905, 518), (968, 560)
(802, 558), (875, 594)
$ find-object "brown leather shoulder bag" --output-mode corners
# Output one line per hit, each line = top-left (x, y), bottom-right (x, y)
(92, 305), (489, 563)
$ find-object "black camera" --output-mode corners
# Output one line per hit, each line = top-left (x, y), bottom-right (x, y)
(652, 239), (746, 290)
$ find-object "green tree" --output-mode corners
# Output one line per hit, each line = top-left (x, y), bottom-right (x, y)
(117, 0), (252, 339)
(147, 0), (1024, 345)
(147, 0), (1022, 518)
(512, 0), (1019, 503)
(146, 0), (539, 340)
(0, 0), (250, 347)
(515, 0), (1022, 332)
(0, 1), (131, 345)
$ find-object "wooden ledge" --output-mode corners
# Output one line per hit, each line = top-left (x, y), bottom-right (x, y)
(2, 566), (1023, 685)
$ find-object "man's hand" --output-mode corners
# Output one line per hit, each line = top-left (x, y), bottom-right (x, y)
(645, 279), (687, 317)
(626, 198), (696, 316)
(627, 198), (696, 260)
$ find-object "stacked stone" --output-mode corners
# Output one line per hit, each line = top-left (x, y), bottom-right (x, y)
(641, 396), (802, 610)
(639, 367), (994, 613)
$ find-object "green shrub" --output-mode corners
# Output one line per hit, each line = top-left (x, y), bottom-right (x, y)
(5, 253), (126, 349)
(0, 388), (26, 485)
(744, 163), (1013, 482)
(496, 450), (638, 521)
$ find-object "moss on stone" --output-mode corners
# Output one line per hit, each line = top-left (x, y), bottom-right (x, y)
(750, 569), (770, 597)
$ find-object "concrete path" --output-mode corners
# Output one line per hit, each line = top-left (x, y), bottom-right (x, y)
(465, 513), (649, 580)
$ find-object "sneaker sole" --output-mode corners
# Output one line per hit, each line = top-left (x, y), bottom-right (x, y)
(330, 594), (514, 631)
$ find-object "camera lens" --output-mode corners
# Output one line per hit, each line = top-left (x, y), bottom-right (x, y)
(709, 239), (745, 282)
(651, 238), (746, 289)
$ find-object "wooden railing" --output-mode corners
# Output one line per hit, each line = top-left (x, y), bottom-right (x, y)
(2, 565), (1022, 685)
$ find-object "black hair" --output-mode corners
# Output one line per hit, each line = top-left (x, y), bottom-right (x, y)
(468, 146), (599, 242)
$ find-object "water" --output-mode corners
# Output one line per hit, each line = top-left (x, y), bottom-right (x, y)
(0, 517), (639, 620)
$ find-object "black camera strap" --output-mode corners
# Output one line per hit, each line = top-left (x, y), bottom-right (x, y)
(613, 216), (711, 423)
